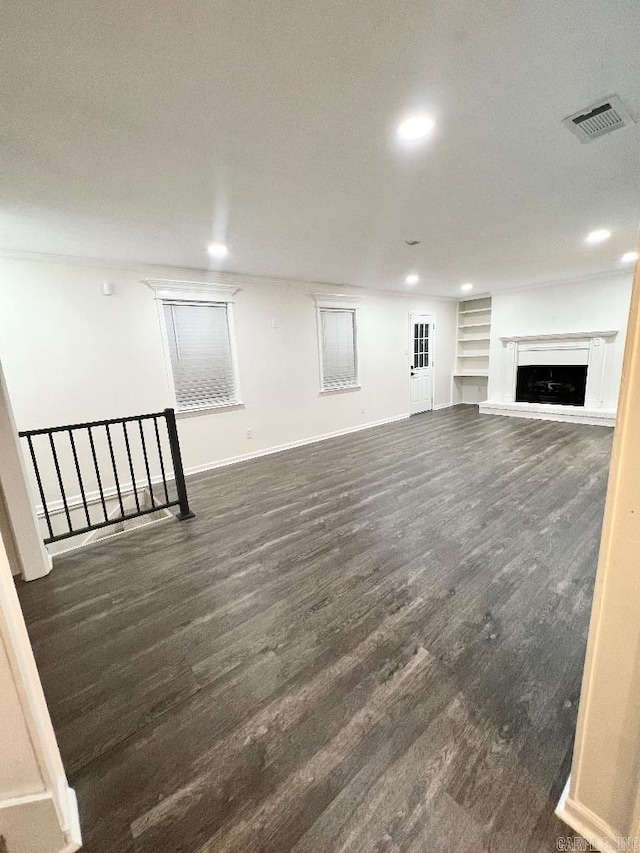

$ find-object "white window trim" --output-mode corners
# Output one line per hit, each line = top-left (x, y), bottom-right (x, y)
(312, 292), (365, 309)
(144, 278), (241, 303)
(313, 293), (364, 394)
(144, 279), (243, 413)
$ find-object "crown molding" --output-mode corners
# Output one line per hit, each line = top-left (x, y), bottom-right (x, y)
(0, 249), (351, 293)
(2, 248), (629, 301)
(489, 266), (632, 297)
(0, 249), (458, 300)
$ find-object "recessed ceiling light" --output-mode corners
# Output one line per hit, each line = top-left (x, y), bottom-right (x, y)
(397, 115), (435, 141)
(406, 274), (419, 285)
(621, 251), (638, 263)
(461, 283), (474, 292)
(207, 242), (228, 258)
(585, 229), (611, 245)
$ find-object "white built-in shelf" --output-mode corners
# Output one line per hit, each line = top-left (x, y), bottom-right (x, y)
(454, 296), (492, 402)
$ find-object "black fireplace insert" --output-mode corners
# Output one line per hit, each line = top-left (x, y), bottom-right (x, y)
(515, 364), (587, 406)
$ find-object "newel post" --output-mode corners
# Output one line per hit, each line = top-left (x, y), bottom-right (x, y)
(164, 408), (195, 521)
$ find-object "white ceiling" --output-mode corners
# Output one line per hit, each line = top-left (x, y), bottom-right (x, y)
(2, 0), (639, 295)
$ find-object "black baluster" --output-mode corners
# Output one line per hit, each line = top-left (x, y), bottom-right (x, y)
(105, 423), (125, 518)
(88, 426), (109, 522)
(138, 419), (156, 508)
(68, 429), (91, 528)
(153, 416), (170, 504)
(49, 432), (72, 533)
(26, 435), (54, 541)
(122, 422), (140, 513)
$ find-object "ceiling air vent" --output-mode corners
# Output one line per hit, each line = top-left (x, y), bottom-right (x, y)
(563, 95), (634, 143)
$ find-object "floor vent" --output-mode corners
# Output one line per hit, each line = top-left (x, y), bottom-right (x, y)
(563, 95), (634, 143)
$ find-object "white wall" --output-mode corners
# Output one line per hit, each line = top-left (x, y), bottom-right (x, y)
(0, 363), (52, 579)
(0, 258), (457, 497)
(0, 527), (81, 853)
(557, 260), (640, 850)
(487, 273), (633, 409)
(0, 460), (80, 851)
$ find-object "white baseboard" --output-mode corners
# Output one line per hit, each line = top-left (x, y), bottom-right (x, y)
(36, 414), (415, 517)
(0, 786), (81, 853)
(61, 787), (82, 853)
(38, 412), (446, 551)
(36, 407), (472, 523)
(185, 413), (411, 477)
(556, 776), (623, 853)
(479, 401), (616, 427)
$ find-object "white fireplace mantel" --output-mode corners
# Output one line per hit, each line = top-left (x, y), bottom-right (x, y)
(479, 329), (619, 426)
(499, 330), (618, 343)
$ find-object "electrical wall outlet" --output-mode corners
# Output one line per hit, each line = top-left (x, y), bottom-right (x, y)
(246, 429), (253, 439)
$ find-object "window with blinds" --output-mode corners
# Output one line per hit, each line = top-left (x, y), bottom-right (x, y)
(319, 308), (358, 391)
(162, 301), (239, 410)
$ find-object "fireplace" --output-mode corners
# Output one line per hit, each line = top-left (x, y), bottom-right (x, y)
(515, 364), (588, 407)
(479, 330), (618, 425)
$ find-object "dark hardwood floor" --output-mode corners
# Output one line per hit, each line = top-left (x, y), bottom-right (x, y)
(16, 405), (613, 852)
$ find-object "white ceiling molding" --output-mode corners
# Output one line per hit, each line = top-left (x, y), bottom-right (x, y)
(312, 293), (366, 310)
(488, 268), (632, 297)
(143, 278), (241, 303)
(2, 250), (629, 300)
(0, 250), (459, 299)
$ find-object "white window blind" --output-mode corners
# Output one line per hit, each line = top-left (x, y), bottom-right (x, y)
(162, 301), (238, 410)
(319, 308), (358, 390)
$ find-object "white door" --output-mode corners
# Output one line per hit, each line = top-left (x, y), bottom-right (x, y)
(410, 313), (434, 414)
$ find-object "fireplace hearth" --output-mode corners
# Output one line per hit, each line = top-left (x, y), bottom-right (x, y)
(515, 364), (588, 407)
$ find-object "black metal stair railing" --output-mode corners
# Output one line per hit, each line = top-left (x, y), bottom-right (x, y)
(19, 408), (194, 544)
